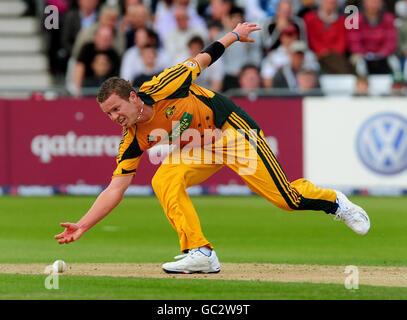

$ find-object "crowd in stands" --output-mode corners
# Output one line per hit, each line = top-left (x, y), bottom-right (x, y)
(40, 0), (407, 96)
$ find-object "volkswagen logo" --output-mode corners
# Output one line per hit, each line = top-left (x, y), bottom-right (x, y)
(356, 113), (407, 175)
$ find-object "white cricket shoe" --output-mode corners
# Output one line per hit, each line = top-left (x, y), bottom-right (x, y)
(334, 190), (370, 235)
(162, 248), (221, 274)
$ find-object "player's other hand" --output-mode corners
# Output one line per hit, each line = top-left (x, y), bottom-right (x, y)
(233, 22), (262, 43)
(54, 222), (85, 244)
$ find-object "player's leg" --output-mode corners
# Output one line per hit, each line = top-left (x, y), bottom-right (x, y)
(222, 111), (336, 212)
(152, 150), (223, 252)
(152, 147), (222, 273)
(222, 111), (370, 234)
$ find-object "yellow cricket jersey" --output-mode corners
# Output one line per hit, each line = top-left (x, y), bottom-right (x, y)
(113, 59), (241, 177)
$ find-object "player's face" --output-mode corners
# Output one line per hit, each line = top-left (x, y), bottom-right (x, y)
(100, 92), (141, 128)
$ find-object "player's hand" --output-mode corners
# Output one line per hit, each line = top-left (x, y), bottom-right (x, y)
(54, 222), (85, 244)
(232, 22), (262, 43)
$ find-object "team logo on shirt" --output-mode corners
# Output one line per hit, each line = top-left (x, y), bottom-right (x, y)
(165, 106), (176, 119)
(183, 61), (196, 68)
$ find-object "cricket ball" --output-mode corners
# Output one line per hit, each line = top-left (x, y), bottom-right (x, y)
(52, 260), (67, 273)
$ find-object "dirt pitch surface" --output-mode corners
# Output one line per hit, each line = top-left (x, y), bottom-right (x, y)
(1, 263), (407, 287)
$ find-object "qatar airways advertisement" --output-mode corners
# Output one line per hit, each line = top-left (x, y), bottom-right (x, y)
(0, 97), (303, 192)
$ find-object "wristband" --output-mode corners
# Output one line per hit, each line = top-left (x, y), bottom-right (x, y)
(231, 31), (240, 41)
(200, 41), (226, 66)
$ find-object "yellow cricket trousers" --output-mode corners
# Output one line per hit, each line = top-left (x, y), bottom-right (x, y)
(152, 111), (338, 252)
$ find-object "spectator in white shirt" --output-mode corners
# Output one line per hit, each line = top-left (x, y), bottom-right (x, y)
(164, 5), (208, 64)
(132, 45), (165, 87)
(120, 27), (171, 83)
(154, 0), (207, 42)
(262, 0), (307, 52)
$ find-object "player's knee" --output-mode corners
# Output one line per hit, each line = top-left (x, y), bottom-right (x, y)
(152, 169), (188, 197)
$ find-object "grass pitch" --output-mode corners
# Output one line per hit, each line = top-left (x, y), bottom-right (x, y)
(0, 195), (406, 299)
(1, 274), (407, 300)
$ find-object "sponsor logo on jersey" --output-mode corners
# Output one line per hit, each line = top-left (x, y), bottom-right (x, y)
(165, 106), (176, 119)
(167, 112), (193, 143)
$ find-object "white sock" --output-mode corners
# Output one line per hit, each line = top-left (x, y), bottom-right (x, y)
(198, 246), (212, 256)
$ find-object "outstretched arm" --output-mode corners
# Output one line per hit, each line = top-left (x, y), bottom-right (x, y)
(194, 22), (261, 72)
(54, 175), (133, 244)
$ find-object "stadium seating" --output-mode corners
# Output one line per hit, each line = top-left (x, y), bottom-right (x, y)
(320, 74), (393, 96)
(0, 0), (52, 94)
(319, 74), (357, 96)
(367, 74), (393, 96)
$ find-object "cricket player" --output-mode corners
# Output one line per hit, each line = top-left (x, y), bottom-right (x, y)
(55, 22), (370, 274)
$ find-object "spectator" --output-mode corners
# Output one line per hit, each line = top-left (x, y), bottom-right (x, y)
(348, 0), (401, 77)
(207, 20), (223, 41)
(47, 0), (71, 12)
(132, 45), (165, 87)
(187, 35), (224, 92)
(120, 3), (151, 49)
(153, 0), (174, 36)
(272, 40), (320, 92)
(154, 0), (207, 42)
(262, 0), (307, 53)
(296, 69), (320, 93)
(221, 6), (263, 91)
(243, 0), (282, 23)
(72, 26), (120, 96)
(354, 76), (370, 96)
(296, 0), (319, 18)
(82, 53), (115, 88)
(164, 5), (208, 64)
(45, 0), (72, 75)
(71, 4), (125, 59)
(343, 0), (359, 7)
(304, 0), (355, 74)
(120, 27), (171, 83)
(238, 64), (262, 93)
(396, 0), (407, 81)
(261, 24), (319, 88)
(119, 0), (142, 15)
(205, 0), (233, 26)
(61, 0), (100, 59)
